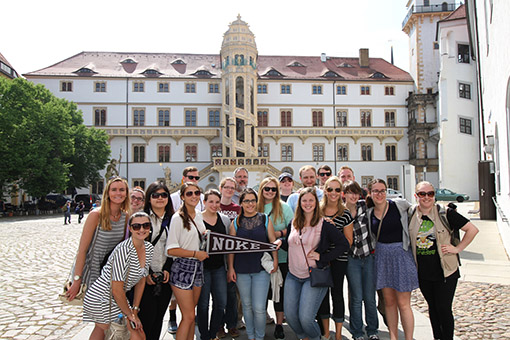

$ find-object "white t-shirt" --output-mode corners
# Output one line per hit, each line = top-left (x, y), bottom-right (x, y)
(166, 211), (207, 255)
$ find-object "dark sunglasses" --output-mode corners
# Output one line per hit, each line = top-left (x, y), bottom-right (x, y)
(131, 222), (151, 231)
(318, 172), (331, 177)
(263, 187), (277, 192)
(151, 192), (169, 199)
(326, 187), (341, 193)
(187, 175), (200, 181)
(185, 190), (201, 197)
(416, 191), (435, 198)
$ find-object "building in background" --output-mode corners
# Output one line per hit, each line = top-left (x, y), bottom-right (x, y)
(0, 52), (19, 80)
(25, 16), (413, 194)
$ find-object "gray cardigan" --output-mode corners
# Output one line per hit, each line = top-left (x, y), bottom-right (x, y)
(367, 198), (412, 250)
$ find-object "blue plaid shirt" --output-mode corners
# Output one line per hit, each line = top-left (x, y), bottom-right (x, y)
(350, 200), (375, 258)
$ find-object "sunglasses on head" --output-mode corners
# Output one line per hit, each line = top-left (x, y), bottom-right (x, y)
(318, 172), (331, 177)
(187, 175), (200, 181)
(151, 192), (169, 199)
(185, 190), (201, 197)
(263, 187), (277, 192)
(131, 222), (151, 231)
(326, 187), (341, 193)
(416, 191), (435, 198)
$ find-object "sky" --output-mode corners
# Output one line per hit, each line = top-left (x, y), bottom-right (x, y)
(2, 0), (411, 76)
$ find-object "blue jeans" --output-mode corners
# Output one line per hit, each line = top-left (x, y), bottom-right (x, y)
(236, 271), (270, 340)
(197, 266), (228, 340)
(223, 281), (238, 329)
(284, 272), (328, 340)
(346, 255), (378, 338)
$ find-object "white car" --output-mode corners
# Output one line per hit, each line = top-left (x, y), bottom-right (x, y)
(387, 188), (403, 199)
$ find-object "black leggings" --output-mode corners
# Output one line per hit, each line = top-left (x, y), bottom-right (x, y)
(273, 262), (288, 313)
(419, 275), (458, 340)
(317, 260), (348, 323)
(138, 282), (172, 340)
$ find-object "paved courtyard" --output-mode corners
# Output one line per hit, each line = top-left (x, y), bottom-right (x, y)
(0, 202), (509, 339)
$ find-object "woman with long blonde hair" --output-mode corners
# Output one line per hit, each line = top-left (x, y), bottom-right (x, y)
(66, 177), (131, 303)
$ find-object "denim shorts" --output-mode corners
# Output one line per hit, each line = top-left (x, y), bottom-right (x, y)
(170, 257), (204, 290)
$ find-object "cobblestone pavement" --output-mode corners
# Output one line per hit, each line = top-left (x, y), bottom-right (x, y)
(411, 281), (510, 339)
(0, 215), (87, 339)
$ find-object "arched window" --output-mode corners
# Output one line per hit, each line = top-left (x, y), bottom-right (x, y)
(236, 76), (244, 109)
(442, 2), (448, 11)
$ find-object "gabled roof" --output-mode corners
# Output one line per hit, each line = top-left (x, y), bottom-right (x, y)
(440, 4), (466, 22)
(24, 51), (413, 82)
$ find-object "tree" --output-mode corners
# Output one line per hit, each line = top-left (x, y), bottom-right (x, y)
(0, 78), (110, 198)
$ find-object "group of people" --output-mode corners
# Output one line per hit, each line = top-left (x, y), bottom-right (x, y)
(64, 164), (478, 340)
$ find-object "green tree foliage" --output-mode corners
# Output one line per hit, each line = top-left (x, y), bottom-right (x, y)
(0, 78), (110, 198)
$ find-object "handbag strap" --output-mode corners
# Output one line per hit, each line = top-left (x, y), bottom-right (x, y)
(298, 229), (311, 270)
(375, 201), (389, 242)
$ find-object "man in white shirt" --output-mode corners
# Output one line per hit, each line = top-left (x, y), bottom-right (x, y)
(286, 165), (324, 212)
(170, 166), (205, 212)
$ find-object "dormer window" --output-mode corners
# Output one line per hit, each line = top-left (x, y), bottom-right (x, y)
(264, 68), (283, 77)
(323, 71), (341, 78)
(120, 58), (137, 64)
(288, 61), (305, 67)
(172, 59), (186, 65)
(193, 70), (213, 77)
(142, 69), (162, 77)
(370, 72), (388, 79)
(338, 62), (353, 68)
(74, 67), (96, 75)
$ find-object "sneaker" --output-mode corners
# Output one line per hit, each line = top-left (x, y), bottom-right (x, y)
(352, 337), (364, 340)
(216, 328), (226, 339)
(266, 313), (274, 324)
(368, 336), (379, 340)
(237, 320), (246, 329)
(228, 328), (240, 338)
(274, 324), (285, 339)
(167, 320), (177, 334)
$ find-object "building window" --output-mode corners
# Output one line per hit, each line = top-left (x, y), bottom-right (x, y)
(209, 83), (220, 93)
(387, 176), (399, 190)
(312, 110), (323, 127)
(94, 108), (106, 126)
(459, 83), (471, 99)
(133, 82), (144, 92)
(312, 85), (323, 95)
(459, 117), (472, 135)
(361, 176), (374, 189)
(133, 145), (145, 163)
(384, 86), (395, 95)
(281, 144), (293, 161)
(185, 82), (196, 93)
(158, 82), (169, 93)
(158, 108), (170, 126)
(91, 180), (104, 195)
(281, 110), (292, 127)
(337, 144), (349, 161)
(185, 144), (197, 162)
(94, 82), (106, 92)
(211, 144), (222, 157)
(258, 143), (269, 157)
(313, 144), (325, 162)
(458, 44), (470, 63)
(258, 84), (267, 94)
(133, 108), (145, 126)
(337, 85), (347, 95)
(281, 84), (291, 94)
(158, 144), (171, 162)
(185, 109), (197, 126)
(386, 144), (397, 161)
(361, 110), (371, 127)
(337, 110), (348, 127)
(257, 110), (268, 127)
(208, 109), (220, 127)
(361, 144), (373, 161)
(385, 111), (396, 127)
(133, 179), (146, 190)
(60, 81), (73, 92)
(360, 85), (371, 95)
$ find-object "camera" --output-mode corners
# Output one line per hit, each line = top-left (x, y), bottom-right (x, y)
(152, 272), (164, 296)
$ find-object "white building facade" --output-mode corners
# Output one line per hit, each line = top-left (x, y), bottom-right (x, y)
(25, 17), (414, 193)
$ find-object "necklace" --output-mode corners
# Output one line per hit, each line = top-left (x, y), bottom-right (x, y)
(110, 211), (121, 220)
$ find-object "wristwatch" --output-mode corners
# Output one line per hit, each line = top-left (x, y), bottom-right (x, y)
(74, 275), (82, 281)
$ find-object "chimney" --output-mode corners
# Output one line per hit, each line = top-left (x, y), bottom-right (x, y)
(320, 53), (327, 63)
(359, 48), (369, 68)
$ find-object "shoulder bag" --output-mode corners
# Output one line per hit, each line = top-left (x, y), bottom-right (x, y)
(299, 229), (333, 288)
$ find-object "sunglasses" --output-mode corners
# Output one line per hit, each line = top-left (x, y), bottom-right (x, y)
(326, 187), (341, 193)
(318, 172), (331, 177)
(187, 175), (200, 181)
(131, 195), (144, 202)
(416, 191), (435, 198)
(131, 222), (151, 231)
(242, 199), (257, 204)
(263, 187), (277, 192)
(151, 192), (169, 199)
(185, 190), (201, 197)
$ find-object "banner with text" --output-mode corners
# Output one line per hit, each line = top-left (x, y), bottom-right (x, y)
(204, 231), (277, 254)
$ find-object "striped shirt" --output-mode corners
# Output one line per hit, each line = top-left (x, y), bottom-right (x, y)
(326, 210), (354, 262)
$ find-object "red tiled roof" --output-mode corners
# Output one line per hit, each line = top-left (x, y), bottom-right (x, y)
(440, 4), (465, 22)
(25, 51), (413, 82)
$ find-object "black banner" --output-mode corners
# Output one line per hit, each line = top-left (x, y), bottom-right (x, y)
(204, 231), (277, 254)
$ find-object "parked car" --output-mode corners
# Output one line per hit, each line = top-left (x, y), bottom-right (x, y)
(73, 194), (101, 211)
(38, 194), (71, 210)
(435, 188), (469, 202)
(386, 188), (403, 199)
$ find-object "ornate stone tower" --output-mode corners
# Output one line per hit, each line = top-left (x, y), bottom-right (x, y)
(220, 15), (258, 158)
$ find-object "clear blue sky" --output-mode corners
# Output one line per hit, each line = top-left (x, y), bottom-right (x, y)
(3, 0), (411, 75)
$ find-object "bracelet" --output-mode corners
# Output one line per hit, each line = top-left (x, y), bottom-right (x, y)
(132, 306), (140, 312)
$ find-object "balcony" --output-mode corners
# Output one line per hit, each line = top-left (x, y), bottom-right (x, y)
(402, 3), (458, 29)
(406, 93), (437, 109)
(212, 156), (269, 172)
(408, 118), (437, 131)
(98, 126), (220, 144)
